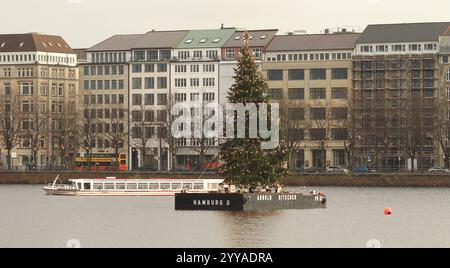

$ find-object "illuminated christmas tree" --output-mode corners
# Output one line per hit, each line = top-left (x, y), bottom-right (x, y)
(218, 32), (288, 186)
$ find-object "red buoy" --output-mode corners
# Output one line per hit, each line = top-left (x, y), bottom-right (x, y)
(384, 208), (392, 216)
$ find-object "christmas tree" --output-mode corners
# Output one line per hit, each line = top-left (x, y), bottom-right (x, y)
(218, 32), (288, 186)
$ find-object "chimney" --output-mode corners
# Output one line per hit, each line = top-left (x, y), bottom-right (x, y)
(325, 29), (330, 34)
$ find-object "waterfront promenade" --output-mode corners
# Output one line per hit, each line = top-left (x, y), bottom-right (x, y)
(1, 171), (450, 187)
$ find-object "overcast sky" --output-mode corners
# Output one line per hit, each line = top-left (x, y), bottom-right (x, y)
(1, 0), (449, 48)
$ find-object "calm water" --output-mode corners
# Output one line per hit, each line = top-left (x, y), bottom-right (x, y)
(0, 185), (449, 248)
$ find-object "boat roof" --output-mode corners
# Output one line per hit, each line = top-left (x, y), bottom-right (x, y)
(70, 178), (224, 182)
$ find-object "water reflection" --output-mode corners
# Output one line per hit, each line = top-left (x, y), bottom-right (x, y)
(216, 211), (282, 247)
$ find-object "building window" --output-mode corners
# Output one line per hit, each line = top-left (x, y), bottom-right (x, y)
(310, 69), (326, 80)
(331, 129), (348, 140)
(190, 78), (200, 87)
(331, 108), (348, 120)
(132, 94), (142, 106)
(203, 78), (215, 87)
(331, 88), (348, 99)
(175, 93), (187, 102)
(145, 64), (154, 73)
(225, 49), (235, 60)
(288, 88), (304, 100)
(157, 77), (167, 89)
(288, 69), (304, 80)
(175, 79), (187, 88)
(132, 78), (142, 89)
(267, 89), (283, 100)
(310, 88), (326, 99)
(175, 65), (187, 73)
(447, 69), (450, 82)
(331, 68), (348, 80)
(157, 94), (167, 105)
(4, 82), (11, 95)
(310, 129), (326, 141)
(310, 108), (326, 120)
(203, 64), (215, 72)
(288, 108), (304, 121)
(447, 88), (450, 101)
(20, 83), (34, 95)
(267, 70), (283, 81)
(203, 93), (215, 102)
(190, 65), (200, 73)
(132, 64), (142, 73)
(145, 77), (154, 89)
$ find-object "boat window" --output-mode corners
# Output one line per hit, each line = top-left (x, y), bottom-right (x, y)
(116, 183), (126, 190)
(138, 183), (148, 190)
(207, 183), (218, 190)
(127, 183), (137, 190)
(93, 183), (103, 190)
(149, 183), (159, 190)
(172, 183), (182, 190)
(182, 183), (193, 190)
(105, 183), (115, 190)
(160, 183), (171, 190)
(194, 183), (204, 190)
(83, 183), (91, 190)
(77, 183), (82, 190)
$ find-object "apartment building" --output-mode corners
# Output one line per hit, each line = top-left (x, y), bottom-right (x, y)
(353, 22), (450, 171)
(219, 29), (278, 107)
(0, 33), (78, 170)
(129, 30), (188, 171)
(80, 34), (143, 169)
(263, 32), (360, 170)
(171, 28), (235, 170)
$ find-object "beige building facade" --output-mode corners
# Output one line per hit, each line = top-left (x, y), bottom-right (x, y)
(0, 33), (78, 170)
(263, 32), (360, 170)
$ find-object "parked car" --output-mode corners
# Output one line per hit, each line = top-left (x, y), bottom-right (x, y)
(428, 167), (449, 175)
(353, 166), (369, 174)
(294, 167), (326, 174)
(326, 166), (349, 174)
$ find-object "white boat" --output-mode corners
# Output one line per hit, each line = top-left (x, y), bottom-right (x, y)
(43, 175), (225, 196)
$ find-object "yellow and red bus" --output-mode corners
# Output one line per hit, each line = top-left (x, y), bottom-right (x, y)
(74, 153), (127, 171)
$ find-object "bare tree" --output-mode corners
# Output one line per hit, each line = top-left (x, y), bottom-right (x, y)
(435, 100), (450, 168)
(336, 100), (357, 170)
(54, 106), (78, 170)
(279, 99), (304, 170)
(25, 98), (48, 170)
(130, 104), (154, 170)
(162, 96), (183, 172)
(309, 105), (331, 169)
(401, 98), (428, 172)
(0, 96), (24, 170)
(79, 102), (99, 170)
(105, 109), (128, 171)
(190, 101), (219, 170)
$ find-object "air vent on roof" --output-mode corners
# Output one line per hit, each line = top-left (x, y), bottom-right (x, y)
(260, 35), (267, 39)
(213, 38), (221, 43)
(200, 38), (207, 43)
(249, 35), (254, 40)
(1, 42), (5, 48)
(185, 39), (193, 44)
(57, 43), (62, 47)
(234, 36), (241, 40)
(48, 42), (53, 47)
(42, 42), (47, 47)
(19, 42), (24, 47)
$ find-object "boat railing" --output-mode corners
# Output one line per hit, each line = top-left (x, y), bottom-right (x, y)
(46, 183), (78, 191)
